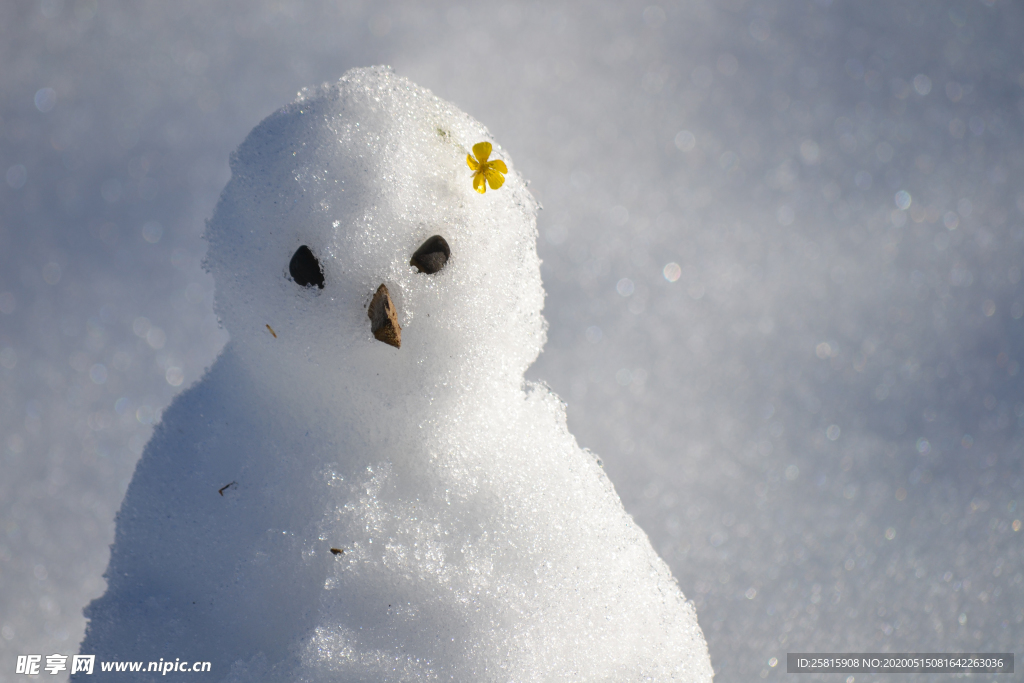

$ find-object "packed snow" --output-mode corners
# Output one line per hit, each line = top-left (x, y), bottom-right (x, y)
(77, 68), (713, 681)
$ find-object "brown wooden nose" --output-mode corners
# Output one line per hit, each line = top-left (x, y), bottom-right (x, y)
(367, 284), (401, 348)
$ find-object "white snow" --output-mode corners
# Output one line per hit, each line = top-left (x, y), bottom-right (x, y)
(77, 68), (713, 681)
(2, 3), (1024, 683)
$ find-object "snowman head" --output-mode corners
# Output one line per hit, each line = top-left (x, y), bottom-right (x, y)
(205, 67), (545, 404)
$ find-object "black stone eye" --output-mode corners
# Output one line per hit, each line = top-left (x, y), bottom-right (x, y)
(410, 235), (450, 274)
(289, 245), (324, 288)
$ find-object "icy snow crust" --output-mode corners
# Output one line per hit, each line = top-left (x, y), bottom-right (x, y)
(79, 67), (713, 682)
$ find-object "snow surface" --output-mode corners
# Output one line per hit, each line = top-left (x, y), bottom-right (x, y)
(1, 2), (1023, 683)
(77, 67), (713, 681)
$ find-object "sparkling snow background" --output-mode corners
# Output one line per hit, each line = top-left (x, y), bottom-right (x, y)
(1, 1), (1022, 681)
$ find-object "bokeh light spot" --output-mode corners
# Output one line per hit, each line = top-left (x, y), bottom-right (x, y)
(34, 87), (57, 113)
(142, 221), (163, 243)
(674, 130), (695, 152)
(6, 165), (27, 189)
(912, 74), (932, 95)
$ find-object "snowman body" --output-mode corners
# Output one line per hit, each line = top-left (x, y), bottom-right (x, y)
(80, 67), (712, 682)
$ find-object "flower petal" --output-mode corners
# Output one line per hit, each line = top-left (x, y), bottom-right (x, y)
(473, 172), (487, 193)
(489, 159), (508, 174)
(484, 168), (505, 190)
(472, 141), (492, 164)
(466, 154), (479, 171)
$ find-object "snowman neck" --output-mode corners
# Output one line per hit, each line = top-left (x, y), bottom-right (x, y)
(226, 340), (528, 432)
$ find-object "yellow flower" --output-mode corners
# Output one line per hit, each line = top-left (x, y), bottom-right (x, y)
(466, 141), (507, 193)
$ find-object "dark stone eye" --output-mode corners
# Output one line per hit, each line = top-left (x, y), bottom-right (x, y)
(410, 235), (450, 274)
(289, 245), (324, 288)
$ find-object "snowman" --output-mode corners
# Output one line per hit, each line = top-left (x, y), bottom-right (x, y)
(79, 67), (713, 682)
